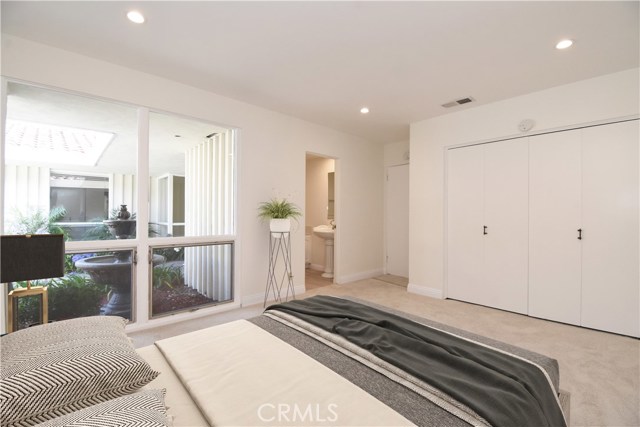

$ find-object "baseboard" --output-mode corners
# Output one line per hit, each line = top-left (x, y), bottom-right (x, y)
(242, 285), (306, 306)
(336, 268), (384, 285)
(407, 283), (444, 299)
(310, 264), (324, 272)
(125, 300), (242, 333)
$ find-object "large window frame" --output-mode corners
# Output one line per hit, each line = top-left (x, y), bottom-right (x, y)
(0, 78), (239, 333)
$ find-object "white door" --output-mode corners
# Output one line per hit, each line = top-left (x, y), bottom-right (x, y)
(386, 164), (409, 277)
(528, 131), (582, 324)
(581, 121), (639, 337)
(482, 139), (529, 314)
(447, 145), (484, 303)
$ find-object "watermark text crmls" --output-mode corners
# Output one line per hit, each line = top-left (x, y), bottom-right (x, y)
(257, 403), (339, 423)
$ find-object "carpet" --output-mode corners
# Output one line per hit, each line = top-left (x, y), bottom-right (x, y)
(374, 274), (408, 288)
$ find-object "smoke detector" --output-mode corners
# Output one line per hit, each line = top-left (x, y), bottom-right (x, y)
(441, 97), (475, 108)
(518, 119), (535, 133)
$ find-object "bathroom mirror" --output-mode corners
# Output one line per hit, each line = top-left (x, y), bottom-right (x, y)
(328, 172), (334, 220)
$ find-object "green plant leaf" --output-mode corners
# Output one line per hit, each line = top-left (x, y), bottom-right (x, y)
(257, 198), (302, 220)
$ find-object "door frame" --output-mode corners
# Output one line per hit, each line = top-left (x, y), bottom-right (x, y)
(384, 162), (410, 277)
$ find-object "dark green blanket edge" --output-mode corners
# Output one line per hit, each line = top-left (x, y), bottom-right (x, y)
(267, 295), (566, 427)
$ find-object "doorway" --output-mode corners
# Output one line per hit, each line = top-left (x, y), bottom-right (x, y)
(385, 164), (409, 278)
(305, 153), (335, 290)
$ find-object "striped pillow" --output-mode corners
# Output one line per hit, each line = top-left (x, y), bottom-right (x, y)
(33, 389), (170, 427)
(0, 316), (159, 427)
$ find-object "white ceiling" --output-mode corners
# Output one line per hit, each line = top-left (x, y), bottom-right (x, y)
(1, 1), (638, 143)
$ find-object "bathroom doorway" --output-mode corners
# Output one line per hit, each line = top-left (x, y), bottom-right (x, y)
(305, 153), (336, 291)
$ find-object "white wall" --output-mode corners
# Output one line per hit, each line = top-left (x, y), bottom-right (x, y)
(0, 35), (385, 311)
(384, 140), (409, 168)
(409, 68), (640, 298)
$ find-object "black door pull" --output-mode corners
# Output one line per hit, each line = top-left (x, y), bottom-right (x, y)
(578, 228), (582, 240)
(483, 226), (488, 235)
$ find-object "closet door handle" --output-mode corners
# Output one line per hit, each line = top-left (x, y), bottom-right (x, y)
(577, 228), (582, 240)
(483, 226), (488, 235)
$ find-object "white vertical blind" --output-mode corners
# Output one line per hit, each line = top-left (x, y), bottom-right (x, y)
(184, 131), (234, 301)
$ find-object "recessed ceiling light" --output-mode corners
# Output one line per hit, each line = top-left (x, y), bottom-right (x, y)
(360, 107), (370, 114)
(127, 10), (145, 24)
(555, 39), (573, 50)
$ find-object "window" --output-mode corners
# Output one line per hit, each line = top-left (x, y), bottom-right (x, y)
(148, 111), (235, 238)
(2, 81), (237, 330)
(148, 111), (235, 316)
(9, 249), (133, 329)
(151, 243), (233, 317)
(4, 82), (138, 242)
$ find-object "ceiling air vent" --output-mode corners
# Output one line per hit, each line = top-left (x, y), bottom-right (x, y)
(441, 97), (475, 108)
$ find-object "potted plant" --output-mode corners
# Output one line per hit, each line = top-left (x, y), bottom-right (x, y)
(258, 198), (302, 234)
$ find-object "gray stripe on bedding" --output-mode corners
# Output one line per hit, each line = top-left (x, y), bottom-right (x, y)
(249, 315), (473, 427)
(267, 296), (565, 427)
(338, 296), (560, 392)
(264, 311), (490, 426)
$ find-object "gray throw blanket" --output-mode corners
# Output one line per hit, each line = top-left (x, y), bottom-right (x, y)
(267, 295), (566, 427)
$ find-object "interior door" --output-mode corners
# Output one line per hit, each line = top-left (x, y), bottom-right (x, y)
(581, 120), (639, 337)
(385, 164), (410, 277)
(482, 139), (529, 314)
(528, 131), (582, 324)
(447, 145), (484, 303)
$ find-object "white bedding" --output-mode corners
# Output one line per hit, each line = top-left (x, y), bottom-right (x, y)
(138, 344), (208, 427)
(152, 319), (413, 426)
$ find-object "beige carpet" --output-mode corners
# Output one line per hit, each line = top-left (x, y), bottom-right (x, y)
(130, 279), (639, 427)
(374, 274), (409, 287)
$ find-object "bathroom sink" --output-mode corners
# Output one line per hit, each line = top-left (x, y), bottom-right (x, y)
(313, 225), (335, 240)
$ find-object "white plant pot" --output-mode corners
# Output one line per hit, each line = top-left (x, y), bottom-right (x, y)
(270, 218), (291, 236)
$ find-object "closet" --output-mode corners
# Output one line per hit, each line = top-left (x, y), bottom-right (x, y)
(446, 119), (639, 337)
(528, 131), (582, 325)
(580, 122), (638, 336)
(447, 139), (529, 314)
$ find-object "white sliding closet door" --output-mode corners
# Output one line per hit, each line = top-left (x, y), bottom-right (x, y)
(447, 145), (484, 304)
(528, 132), (582, 324)
(482, 139), (529, 314)
(581, 121), (639, 337)
(447, 139), (528, 314)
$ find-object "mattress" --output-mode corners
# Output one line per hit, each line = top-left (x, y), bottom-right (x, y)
(138, 344), (208, 427)
(138, 296), (569, 426)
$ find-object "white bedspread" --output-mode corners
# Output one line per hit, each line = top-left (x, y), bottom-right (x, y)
(155, 319), (414, 426)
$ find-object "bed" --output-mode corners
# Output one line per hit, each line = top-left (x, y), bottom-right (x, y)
(0, 295), (569, 427)
(139, 296), (570, 426)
